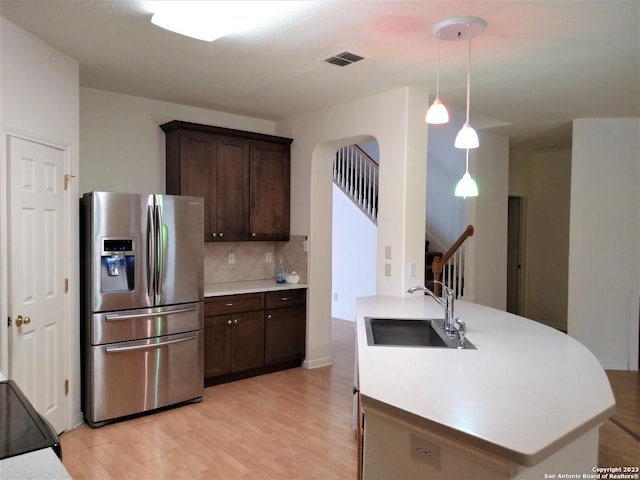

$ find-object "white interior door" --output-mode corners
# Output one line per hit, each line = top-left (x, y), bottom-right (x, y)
(8, 136), (67, 433)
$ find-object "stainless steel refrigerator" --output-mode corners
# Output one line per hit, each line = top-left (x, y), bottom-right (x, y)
(80, 192), (204, 427)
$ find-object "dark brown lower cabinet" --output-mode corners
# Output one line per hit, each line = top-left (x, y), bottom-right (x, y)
(204, 289), (306, 386)
(204, 311), (264, 379)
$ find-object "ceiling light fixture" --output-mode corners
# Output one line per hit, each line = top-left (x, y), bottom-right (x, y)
(431, 17), (487, 148)
(454, 149), (478, 198)
(425, 31), (449, 124)
(149, 1), (297, 42)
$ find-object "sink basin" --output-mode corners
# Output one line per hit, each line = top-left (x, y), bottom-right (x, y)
(364, 317), (476, 349)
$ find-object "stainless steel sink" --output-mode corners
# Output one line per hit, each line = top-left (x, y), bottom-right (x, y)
(364, 317), (476, 349)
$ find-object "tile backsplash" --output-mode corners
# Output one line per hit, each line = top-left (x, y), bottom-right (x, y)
(204, 235), (308, 284)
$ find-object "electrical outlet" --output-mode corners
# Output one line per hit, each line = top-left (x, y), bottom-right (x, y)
(410, 434), (440, 468)
(228, 252), (235, 264)
(410, 262), (416, 277)
(384, 263), (391, 276)
(265, 252), (273, 263)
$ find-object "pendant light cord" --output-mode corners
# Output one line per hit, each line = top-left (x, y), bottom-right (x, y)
(465, 22), (471, 124)
(436, 32), (441, 97)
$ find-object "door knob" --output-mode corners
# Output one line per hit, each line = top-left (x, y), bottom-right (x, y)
(15, 315), (30, 326)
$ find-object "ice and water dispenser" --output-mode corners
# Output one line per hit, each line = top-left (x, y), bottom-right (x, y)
(100, 238), (135, 292)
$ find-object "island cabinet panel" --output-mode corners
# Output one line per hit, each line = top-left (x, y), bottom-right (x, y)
(161, 120), (292, 242)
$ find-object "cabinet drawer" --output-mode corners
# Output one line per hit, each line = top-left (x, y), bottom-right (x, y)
(265, 289), (306, 309)
(205, 293), (265, 315)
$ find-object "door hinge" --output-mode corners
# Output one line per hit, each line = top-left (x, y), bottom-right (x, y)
(64, 278), (69, 293)
(7, 316), (11, 327)
(64, 379), (69, 396)
(63, 174), (75, 190)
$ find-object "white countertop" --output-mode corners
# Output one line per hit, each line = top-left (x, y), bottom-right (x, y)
(0, 448), (71, 479)
(204, 280), (308, 297)
(356, 295), (615, 466)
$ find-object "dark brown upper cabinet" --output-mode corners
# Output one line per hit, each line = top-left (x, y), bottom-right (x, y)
(161, 121), (292, 242)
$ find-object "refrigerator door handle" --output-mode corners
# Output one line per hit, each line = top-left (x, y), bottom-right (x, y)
(155, 198), (164, 302)
(104, 304), (198, 321)
(105, 332), (198, 353)
(146, 204), (155, 300)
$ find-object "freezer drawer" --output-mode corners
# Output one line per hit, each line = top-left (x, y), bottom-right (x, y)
(84, 330), (203, 427)
(91, 302), (203, 345)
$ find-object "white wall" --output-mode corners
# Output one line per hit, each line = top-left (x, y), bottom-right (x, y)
(331, 184), (377, 321)
(568, 118), (640, 370)
(79, 88), (277, 195)
(0, 16), (80, 427)
(279, 86), (429, 368)
(469, 131), (509, 310)
(526, 149), (571, 330)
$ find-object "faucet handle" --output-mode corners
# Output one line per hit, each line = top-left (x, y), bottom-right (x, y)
(454, 317), (466, 349)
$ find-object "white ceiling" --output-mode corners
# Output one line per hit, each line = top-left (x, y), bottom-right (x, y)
(1, 0), (638, 149)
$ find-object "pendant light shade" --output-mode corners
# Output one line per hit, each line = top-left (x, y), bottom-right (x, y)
(454, 122), (479, 148)
(455, 172), (479, 198)
(455, 149), (478, 198)
(426, 32), (449, 124)
(425, 98), (449, 124)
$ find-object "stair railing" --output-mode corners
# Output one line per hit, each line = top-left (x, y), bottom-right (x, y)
(432, 225), (475, 298)
(333, 145), (378, 224)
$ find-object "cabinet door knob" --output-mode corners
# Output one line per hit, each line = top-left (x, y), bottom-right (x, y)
(227, 319), (233, 326)
(267, 314), (272, 319)
(233, 318), (238, 325)
(211, 233), (217, 238)
(219, 232), (224, 237)
(251, 233), (256, 237)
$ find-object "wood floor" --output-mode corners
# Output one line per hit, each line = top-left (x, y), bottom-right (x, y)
(61, 319), (639, 479)
(598, 370), (640, 467)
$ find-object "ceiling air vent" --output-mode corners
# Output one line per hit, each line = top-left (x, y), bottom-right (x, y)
(322, 51), (365, 67)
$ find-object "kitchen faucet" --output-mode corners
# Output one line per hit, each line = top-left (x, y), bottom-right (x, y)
(407, 281), (456, 336)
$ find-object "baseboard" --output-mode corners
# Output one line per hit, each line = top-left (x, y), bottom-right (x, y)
(303, 356), (333, 369)
(71, 411), (84, 430)
(600, 360), (632, 371)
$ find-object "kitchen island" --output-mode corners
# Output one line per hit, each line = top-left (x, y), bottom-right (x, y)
(356, 295), (615, 479)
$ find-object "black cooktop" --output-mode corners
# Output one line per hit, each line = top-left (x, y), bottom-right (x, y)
(0, 380), (61, 460)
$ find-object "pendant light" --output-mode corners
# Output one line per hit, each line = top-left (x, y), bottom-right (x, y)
(432, 17), (486, 148)
(455, 21), (479, 148)
(455, 149), (478, 198)
(425, 31), (449, 124)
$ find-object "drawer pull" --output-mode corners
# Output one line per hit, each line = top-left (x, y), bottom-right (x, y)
(280, 297), (292, 301)
(225, 303), (235, 307)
